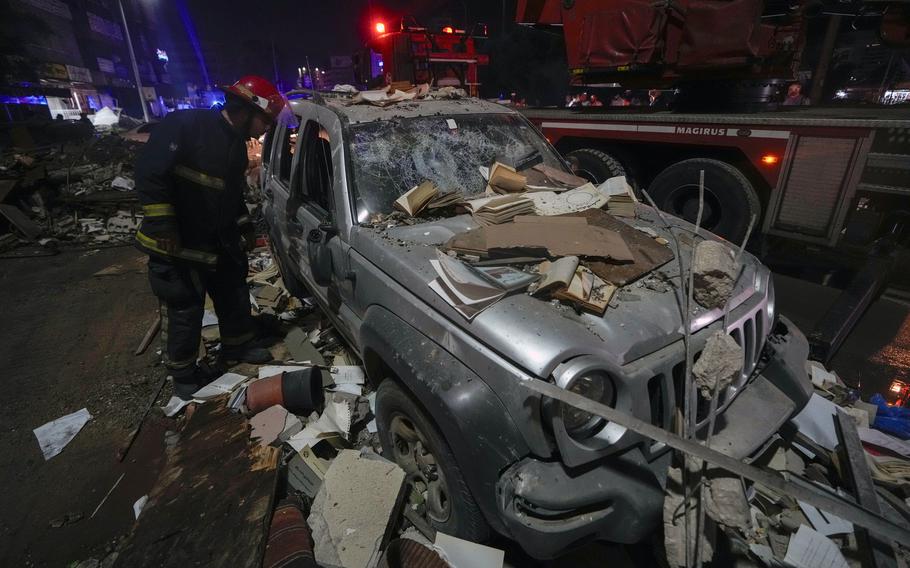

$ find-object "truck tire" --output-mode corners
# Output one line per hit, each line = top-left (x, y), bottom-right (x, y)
(376, 380), (490, 542)
(647, 158), (761, 243)
(566, 148), (627, 184)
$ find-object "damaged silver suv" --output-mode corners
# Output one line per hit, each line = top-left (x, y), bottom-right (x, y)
(260, 94), (812, 558)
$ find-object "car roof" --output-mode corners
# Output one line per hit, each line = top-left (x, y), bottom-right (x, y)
(287, 95), (517, 125)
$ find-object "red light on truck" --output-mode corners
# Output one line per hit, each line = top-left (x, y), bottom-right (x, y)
(760, 154), (780, 166)
(375, 22), (386, 34)
(442, 26), (454, 34)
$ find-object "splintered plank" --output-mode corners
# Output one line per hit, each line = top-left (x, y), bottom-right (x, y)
(114, 399), (279, 568)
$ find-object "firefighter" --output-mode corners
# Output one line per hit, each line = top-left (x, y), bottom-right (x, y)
(134, 76), (290, 399)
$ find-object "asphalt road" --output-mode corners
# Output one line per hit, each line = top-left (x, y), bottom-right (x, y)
(773, 273), (910, 397)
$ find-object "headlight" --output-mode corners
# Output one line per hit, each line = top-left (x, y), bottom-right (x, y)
(560, 372), (615, 439)
(765, 274), (776, 323)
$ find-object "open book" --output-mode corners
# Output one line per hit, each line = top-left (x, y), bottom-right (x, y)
(393, 180), (438, 216)
(428, 250), (537, 320)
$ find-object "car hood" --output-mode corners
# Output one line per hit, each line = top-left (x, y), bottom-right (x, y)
(350, 207), (761, 379)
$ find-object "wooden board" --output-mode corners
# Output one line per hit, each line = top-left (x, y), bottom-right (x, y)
(559, 208), (674, 285)
(0, 204), (41, 240)
(114, 399), (279, 568)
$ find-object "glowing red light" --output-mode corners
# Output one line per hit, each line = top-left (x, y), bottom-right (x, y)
(375, 22), (386, 34)
(760, 154), (780, 166)
(442, 26), (454, 34)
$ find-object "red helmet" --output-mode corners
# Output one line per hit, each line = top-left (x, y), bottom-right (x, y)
(224, 75), (287, 123)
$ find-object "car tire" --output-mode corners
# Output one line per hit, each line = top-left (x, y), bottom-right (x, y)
(566, 148), (627, 184)
(376, 379), (490, 542)
(647, 158), (761, 243)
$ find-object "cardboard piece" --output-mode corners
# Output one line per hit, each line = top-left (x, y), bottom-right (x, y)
(394, 180), (438, 216)
(285, 327), (326, 365)
(484, 218), (633, 261)
(558, 208), (674, 285)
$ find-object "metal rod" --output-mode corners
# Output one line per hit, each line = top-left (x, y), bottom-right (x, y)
(118, 0), (150, 122)
(90, 472), (126, 519)
(516, 377), (910, 545)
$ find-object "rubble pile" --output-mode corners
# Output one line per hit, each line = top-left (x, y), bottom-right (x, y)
(665, 361), (910, 567)
(0, 133), (144, 251)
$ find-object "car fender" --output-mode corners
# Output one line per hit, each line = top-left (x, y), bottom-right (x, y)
(360, 305), (529, 535)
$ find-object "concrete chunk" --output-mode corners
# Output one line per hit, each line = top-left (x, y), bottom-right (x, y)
(692, 331), (743, 399)
(307, 449), (406, 568)
(692, 240), (738, 309)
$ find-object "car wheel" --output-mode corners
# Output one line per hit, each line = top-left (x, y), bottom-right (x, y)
(647, 158), (761, 243)
(566, 148), (627, 184)
(376, 380), (490, 542)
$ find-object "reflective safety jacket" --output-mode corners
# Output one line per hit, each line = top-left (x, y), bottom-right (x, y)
(134, 109), (251, 267)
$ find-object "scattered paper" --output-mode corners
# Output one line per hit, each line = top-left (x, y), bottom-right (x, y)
(783, 525), (848, 568)
(791, 394), (841, 451)
(133, 495), (148, 519)
(434, 532), (504, 568)
(808, 362), (837, 389)
(287, 400), (353, 452)
(330, 366), (366, 385)
(446, 118), (457, 130)
(33, 408), (93, 460)
(857, 426), (910, 458)
(526, 183), (607, 216)
(192, 372), (248, 400)
(797, 501), (852, 536)
(201, 310), (218, 327)
(161, 396), (197, 417)
(366, 419), (378, 433)
(330, 383), (363, 396)
(750, 543), (784, 567)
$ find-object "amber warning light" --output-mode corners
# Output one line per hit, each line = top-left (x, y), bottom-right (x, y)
(375, 22), (386, 34)
(761, 154), (780, 166)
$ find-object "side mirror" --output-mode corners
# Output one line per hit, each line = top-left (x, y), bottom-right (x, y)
(307, 226), (335, 286)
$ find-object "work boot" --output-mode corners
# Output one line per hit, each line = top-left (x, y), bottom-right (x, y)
(220, 341), (273, 364)
(172, 365), (220, 401)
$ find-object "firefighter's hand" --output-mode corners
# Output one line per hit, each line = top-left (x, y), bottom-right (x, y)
(155, 231), (181, 254)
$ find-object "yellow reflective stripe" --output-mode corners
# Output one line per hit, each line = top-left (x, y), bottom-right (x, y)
(135, 230), (218, 265)
(174, 165), (225, 190)
(142, 203), (176, 217)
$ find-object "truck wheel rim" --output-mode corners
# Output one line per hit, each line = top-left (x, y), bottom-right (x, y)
(666, 183), (721, 230)
(389, 414), (452, 524)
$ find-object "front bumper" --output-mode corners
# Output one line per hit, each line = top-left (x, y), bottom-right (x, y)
(495, 316), (812, 559)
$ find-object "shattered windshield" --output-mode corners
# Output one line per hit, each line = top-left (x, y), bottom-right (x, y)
(347, 113), (566, 221)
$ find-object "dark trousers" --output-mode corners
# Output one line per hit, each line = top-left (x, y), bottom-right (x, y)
(147, 256), (254, 381)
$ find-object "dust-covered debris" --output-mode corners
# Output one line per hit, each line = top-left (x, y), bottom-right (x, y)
(692, 331), (743, 399)
(692, 240), (738, 309)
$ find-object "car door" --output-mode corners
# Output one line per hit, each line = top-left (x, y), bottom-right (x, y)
(262, 112), (304, 282)
(290, 105), (362, 349)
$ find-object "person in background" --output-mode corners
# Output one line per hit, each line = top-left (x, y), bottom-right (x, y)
(649, 89), (668, 109)
(589, 94), (604, 107)
(783, 82), (809, 106)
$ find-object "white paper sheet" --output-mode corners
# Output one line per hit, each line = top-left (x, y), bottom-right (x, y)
(783, 525), (848, 568)
(161, 395), (199, 417)
(33, 408), (93, 460)
(367, 419), (378, 433)
(857, 426), (910, 458)
(133, 495), (148, 519)
(201, 310), (218, 327)
(287, 400), (353, 452)
(192, 372), (248, 400)
(791, 394), (841, 451)
(330, 365), (366, 385)
(434, 532), (504, 568)
(330, 383), (363, 396)
(797, 501), (852, 536)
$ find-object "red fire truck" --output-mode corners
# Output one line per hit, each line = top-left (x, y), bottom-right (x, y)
(516, 0), (910, 247)
(360, 17), (489, 96)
